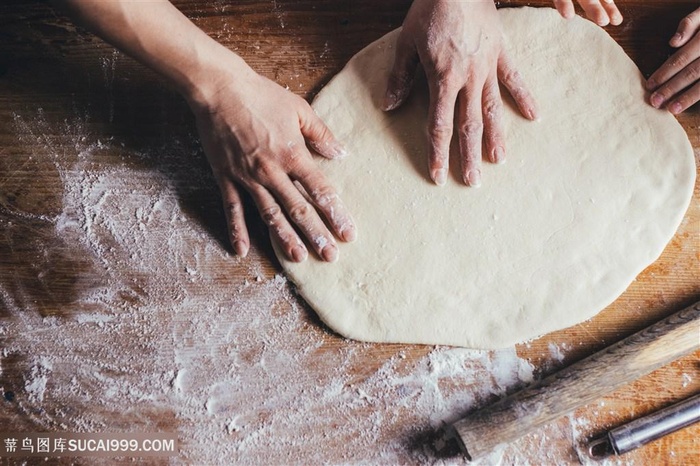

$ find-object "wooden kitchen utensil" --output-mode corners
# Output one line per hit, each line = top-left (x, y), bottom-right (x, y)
(449, 300), (700, 461)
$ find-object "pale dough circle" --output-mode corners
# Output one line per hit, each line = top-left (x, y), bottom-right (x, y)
(275, 7), (695, 348)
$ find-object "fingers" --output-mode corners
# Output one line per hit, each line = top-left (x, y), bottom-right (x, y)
(426, 79), (459, 186)
(291, 163), (357, 244)
(555, 1), (623, 26)
(383, 33), (420, 111)
(664, 81), (700, 114)
(647, 9), (700, 114)
(670, 8), (700, 48)
(649, 57), (700, 114)
(220, 181), (250, 257)
(600, 0), (623, 26)
(299, 104), (348, 159)
(553, 0), (576, 19)
(265, 173), (340, 263)
(647, 31), (700, 112)
(457, 82), (484, 188)
(425, 55), (535, 188)
(482, 76), (506, 165)
(253, 181), (338, 263)
(648, 33), (700, 89)
(251, 186), (309, 263)
(578, 0), (623, 26)
(498, 52), (538, 121)
(253, 147), (356, 263)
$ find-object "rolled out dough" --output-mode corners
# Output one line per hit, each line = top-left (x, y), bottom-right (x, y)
(275, 7), (696, 348)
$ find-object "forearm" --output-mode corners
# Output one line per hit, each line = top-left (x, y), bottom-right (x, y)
(54, 0), (251, 108)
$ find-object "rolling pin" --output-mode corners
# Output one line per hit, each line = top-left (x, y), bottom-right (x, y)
(448, 300), (700, 461)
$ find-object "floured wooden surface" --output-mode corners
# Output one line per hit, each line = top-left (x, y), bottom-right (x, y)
(0, 111), (590, 464)
(1, 1), (699, 464)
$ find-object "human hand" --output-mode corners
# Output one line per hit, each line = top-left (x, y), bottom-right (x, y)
(647, 8), (700, 114)
(191, 63), (356, 262)
(382, 0), (537, 187)
(553, 0), (623, 26)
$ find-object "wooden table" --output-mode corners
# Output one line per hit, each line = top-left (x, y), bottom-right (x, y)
(0, 1), (698, 464)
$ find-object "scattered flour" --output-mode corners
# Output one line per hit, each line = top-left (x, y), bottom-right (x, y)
(1, 88), (667, 465)
(548, 342), (565, 363)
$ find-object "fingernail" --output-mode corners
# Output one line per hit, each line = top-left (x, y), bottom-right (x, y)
(650, 93), (663, 108)
(233, 241), (248, 257)
(291, 245), (307, 262)
(322, 244), (338, 262)
(611, 14), (623, 25)
(493, 147), (505, 164)
(341, 224), (357, 242)
(383, 87), (409, 111)
(432, 168), (447, 186)
(646, 78), (656, 90)
(331, 141), (348, 158)
(311, 140), (348, 159)
(670, 102), (683, 115)
(527, 107), (537, 121)
(671, 33), (682, 45)
(466, 169), (482, 188)
(382, 90), (399, 111)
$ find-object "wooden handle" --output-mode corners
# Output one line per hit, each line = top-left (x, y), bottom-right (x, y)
(451, 301), (700, 461)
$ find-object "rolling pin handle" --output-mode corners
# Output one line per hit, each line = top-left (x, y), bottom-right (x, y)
(608, 393), (700, 455)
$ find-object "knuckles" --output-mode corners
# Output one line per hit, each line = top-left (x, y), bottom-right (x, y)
(679, 16), (696, 32)
(459, 120), (484, 139)
(482, 97), (503, 120)
(430, 66), (462, 90)
(250, 157), (277, 184)
(261, 205), (283, 226)
(288, 202), (313, 224)
(310, 186), (338, 208)
(498, 66), (522, 87)
(427, 121), (454, 144)
(224, 201), (243, 219)
(686, 61), (700, 81)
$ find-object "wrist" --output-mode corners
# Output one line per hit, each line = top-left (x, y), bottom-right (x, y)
(180, 45), (256, 114)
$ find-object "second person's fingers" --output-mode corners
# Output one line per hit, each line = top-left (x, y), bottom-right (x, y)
(648, 33), (700, 92)
(670, 8), (700, 47)
(601, 0), (623, 26)
(579, 0), (611, 26)
(666, 81), (700, 114)
(553, 0), (576, 19)
(651, 58), (700, 113)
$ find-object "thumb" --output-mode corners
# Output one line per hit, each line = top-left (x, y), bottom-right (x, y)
(299, 105), (347, 159)
(382, 33), (419, 111)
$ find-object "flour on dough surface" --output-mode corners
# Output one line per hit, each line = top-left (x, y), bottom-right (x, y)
(276, 8), (696, 348)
